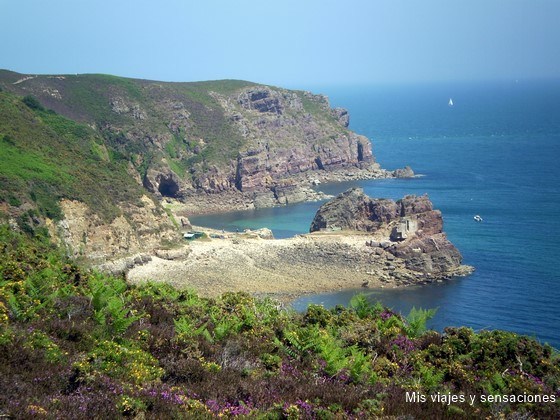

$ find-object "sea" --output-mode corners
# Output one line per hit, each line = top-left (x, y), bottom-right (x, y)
(190, 80), (560, 349)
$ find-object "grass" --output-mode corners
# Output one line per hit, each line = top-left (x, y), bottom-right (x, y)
(0, 91), (146, 222)
(0, 138), (71, 184)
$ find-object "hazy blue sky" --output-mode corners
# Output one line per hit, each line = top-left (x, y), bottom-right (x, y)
(1, 0), (559, 88)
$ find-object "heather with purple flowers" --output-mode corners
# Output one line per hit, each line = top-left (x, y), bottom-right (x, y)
(380, 310), (394, 321)
(391, 335), (416, 353)
(0, 229), (559, 418)
(206, 399), (253, 416)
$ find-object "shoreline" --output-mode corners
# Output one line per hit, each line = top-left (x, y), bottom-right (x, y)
(168, 165), (414, 216)
(126, 226), (473, 304)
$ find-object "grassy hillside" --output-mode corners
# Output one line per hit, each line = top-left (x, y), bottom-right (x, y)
(0, 70), (365, 202)
(0, 71), (256, 180)
(0, 225), (558, 418)
(0, 89), (149, 225)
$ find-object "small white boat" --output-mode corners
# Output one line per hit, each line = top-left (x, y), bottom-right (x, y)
(474, 215), (483, 222)
(448, 98), (454, 107)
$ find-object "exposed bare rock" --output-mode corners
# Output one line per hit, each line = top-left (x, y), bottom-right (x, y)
(143, 169), (188, 198)
(154, 248), (191, 261)
(244, 228), (274, 240)
(309, 188), (399, 232)
(50, 196), (179, 262)
(388, 233), (463, 274)
(238, 88), (286, 114)
(310, 188), (472, 279)
(179, 217), (192, 229)
(97, 253), (152, 276)
(393, 165), (415, 178)
(332, 107), (350, 127)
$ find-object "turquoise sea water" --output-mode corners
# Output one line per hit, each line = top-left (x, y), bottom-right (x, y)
(191, 81), (560, 348)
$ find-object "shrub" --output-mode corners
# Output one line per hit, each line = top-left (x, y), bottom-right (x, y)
(405, 307), (437, 338)
(0, 225), (559, 418)
(22, 95), (45, 111)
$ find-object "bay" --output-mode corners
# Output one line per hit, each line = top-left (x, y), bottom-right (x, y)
(191, 80), (560, 348)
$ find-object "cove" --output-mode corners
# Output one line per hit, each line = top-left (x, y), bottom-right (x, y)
(191, 82), (560, 349)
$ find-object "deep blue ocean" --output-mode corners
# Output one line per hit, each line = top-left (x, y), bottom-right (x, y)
(191, 80), (560, 349)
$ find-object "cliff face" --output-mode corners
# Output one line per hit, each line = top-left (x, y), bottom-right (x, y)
(0, 86), (179, 262)
(51, 197), (177, 262)
(0, 71), (409, 213)
(0, 70), (414, 262)
(224, 87), (376, 193)
(310, 188), (468, 277)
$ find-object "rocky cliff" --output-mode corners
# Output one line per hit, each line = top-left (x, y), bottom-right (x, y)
(0, 85), (179, 262)
(0, 71), (412, 214)
(0, 70), (416, 263)
(310, 188), (471, 278)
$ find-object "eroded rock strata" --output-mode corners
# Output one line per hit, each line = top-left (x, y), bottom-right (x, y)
(0, 71), (415, 264)
(310, 188), (471, 280)
(1, 71), (413, 217)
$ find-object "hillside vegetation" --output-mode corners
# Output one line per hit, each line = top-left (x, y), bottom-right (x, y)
(0, 225), (558, 418)
(0, 70), (378, 207)
(0, 89), (148, 224)
(0, 70), (389, 258)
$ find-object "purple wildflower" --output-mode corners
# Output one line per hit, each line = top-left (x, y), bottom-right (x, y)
(380, 310), (393, 320)
(281, 361), (300, 378)
(296, 399), (314, 416)
(391, 335), (415, 353)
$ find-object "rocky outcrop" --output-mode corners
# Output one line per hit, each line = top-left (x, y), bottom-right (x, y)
(237, 88), (286, 114)
(0, 71), (412, 213)
(48, 196), (179, 262)
(143, 169), (188, 198)
(393, 166), (415, 178)
(225, 86), (380, 196)
(309, 188), (399, 232)
(310, 188), (471, 279)
(331, 108), (349, 127)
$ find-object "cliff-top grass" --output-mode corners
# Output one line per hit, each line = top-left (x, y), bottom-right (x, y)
(0, 90), (145, 222)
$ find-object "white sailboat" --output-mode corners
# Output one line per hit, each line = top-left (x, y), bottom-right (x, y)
(448, 98), (454, 107)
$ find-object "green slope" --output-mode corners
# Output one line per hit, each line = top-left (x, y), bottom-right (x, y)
(0, 89), (146, 222)
(0, 225), (558, 418)
(0, 71), (256, 174)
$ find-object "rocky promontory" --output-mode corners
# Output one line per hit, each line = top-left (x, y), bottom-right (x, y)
(310, 188), (471, 279)
(0, 71), (413, 219)
(0, 70), (415, 265)
(126, 190), (471, 300)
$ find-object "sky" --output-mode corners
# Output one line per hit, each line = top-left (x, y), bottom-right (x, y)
(1, 0), (559, 88)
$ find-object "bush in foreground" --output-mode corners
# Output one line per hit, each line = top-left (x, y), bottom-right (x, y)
(0, 225), (559, 418)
